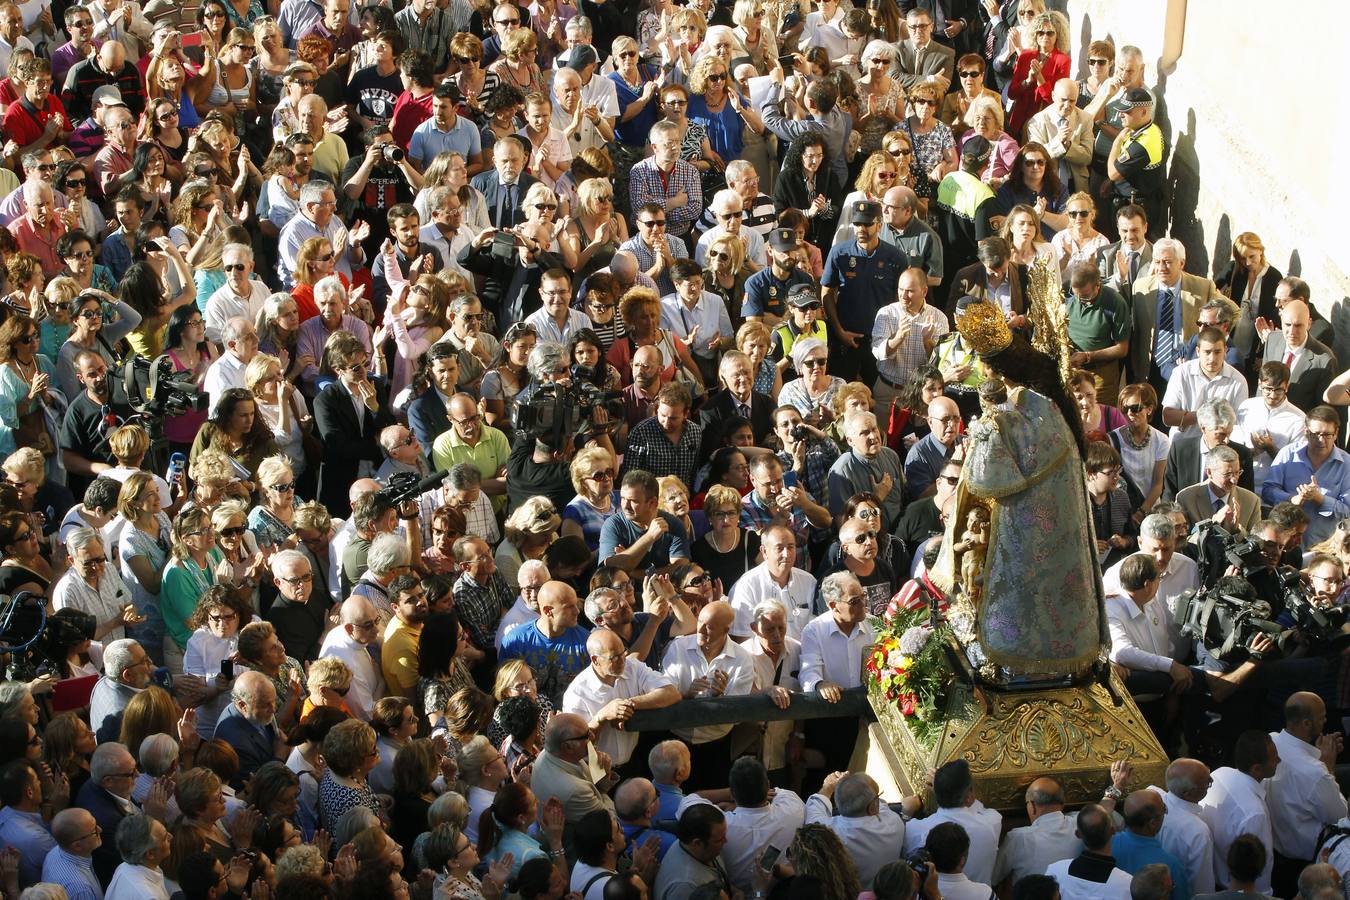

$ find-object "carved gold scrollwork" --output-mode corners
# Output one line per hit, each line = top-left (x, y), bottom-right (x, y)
(964, 696), (1143, 774)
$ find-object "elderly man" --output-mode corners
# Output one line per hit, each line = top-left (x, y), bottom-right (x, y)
(277, 179), (366, 288)
(694, 189), (767, 268)
(43, 808), (105, 900)
(204, 244), (270, 342)
(0, 150), (68, 226)
(1026, 78), (1094, 192)
(380, 574), (429, 698)
(352, 532), (415, 624)
(873, 267), (950, 408)
(496, 559), (549, 649)
(728, 524), (816, 643)
(1175, 445), (1262, 535)
(1130, 237), (1220, 399)
(318, 596), (385, 719)
(551, 62), (614, 157)
(296, 277), (374, 393)
(418, 185), (473, 277)
(1110, 791), (1190, 898)
(799, 571), (877, 773)
(295, 94), (349, 182)
(562, 628), (680, 768)
(1104, 513), (1200, 641)
(90, 638), (153, 740)
(829, 410), (904, 526)
(532, 713), (616, 837)
(1163, 398), (1254, 501)
(699, 350), (773, 452)
(375, 423), (431, 482)
(806, 771), (909, 887)
(615, 777), (679, 860)
(74, 742), (141, 885)
(819, 517), (897, 613)
(430, 462), (499, 546)
(91, 97), (139, 197)
(0, 760), (56, 888)
(742, 599), (806, 782)
(880, 186), (943, 287)
(1161, 326), (1248, 441)
(501, 580), (591, 706)
(340, 492), (398, 594)
(262, 549), (324, 662)
(698, 160), (776, 237)
(468, 133), (538, 229)
(7, 180), (66, 276)
(1046, 804), (1133, 900)
(53, 526), (136, 645)
(454, 533), (521, 652)
(661, 601), (755, 791)
(212, 671), (281, 787)
(1263, 405), (1350, 547)
(314, 336), (396, 515)
(993, 777), (1084, 892)
(434, 295), (503, 392)
(628, 120), (700, 246)
(203, 317), (259, 415)
(1266, 692), (1348, 892)
(105, 814), (171, 900)
(586, 574), (692, 664)
(1236, 361), (1306, 494)
(1260, 299), (1338, 414)
(1147, 758), (1216, 896)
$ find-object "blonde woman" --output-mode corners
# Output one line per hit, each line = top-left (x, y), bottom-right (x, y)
(902, 81), (956, 202)
(562, 178), (629, 279)
(250, 16), (290, 115)
(959, 95), (1019, 188)
(1051, 192), (1109, 275)
(169, 180), (229, 282)
(116, 472), (173, 664)
(561, 447), (617, 551)
(304, 656), (354, 718)
(160, 505), (224, 672)
(414, 152), (489, 234)
(489, 27), (544, 94)
(833, 151), (902, 243)
(658, 476), (699, 540)
(244, 355), (308, 478)
(659, 8), (706, 73)
(687, 53), (763, 169)
(736, 319), (781, 399)
(496, 497), (560, 593)
(731, 0), (776, 73)
(204, 27), (259, 124)
(291, 236), (344, 321)
(1223, 232), (1284, 361)
(247, 456), (300, 549)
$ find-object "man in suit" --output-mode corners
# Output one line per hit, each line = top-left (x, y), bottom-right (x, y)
(1025, 79), (1094, 193)
(406, 342), (456, 448)
(1129, 237), (1218, 398)
(1163, 398), (1254, 501)
(468, 134), (538, 229)
(1260, 299), (1338, 413)
(212, 671), (281, 789)
(1176, 445), (1262, 536)
(946, 236), (1026, 323)
(457, 219), (565, 330)
(700, 350), (774, 456)
(313, 337), (396, 517)
(893, 7), (955, 92)
(900, 0), (978, 52)
(1096, 203), (1152, 297)
(77, 742), (141, 885)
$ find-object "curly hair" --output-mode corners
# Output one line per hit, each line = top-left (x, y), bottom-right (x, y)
(788, 824), (862, 900)
(185, 584), (251, 632)
(687, 54), (731, 95)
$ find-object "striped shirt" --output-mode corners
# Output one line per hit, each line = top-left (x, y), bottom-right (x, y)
(699, 192), (777, 238)
(41, 847), (103, 900)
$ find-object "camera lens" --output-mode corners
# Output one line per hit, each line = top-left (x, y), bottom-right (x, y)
(383, 145), (405, 162)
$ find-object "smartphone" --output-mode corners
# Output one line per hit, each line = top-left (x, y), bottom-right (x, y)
(220, 658), (234, 681)
(783, 470), (798, 489)
(760, 844), (782, 871)
(151, 667), (173, 690)
(777, 53), (796, 69)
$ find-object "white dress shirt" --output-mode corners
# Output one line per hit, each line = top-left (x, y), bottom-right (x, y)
(318, 627), (385, 720)
(1199, 766), (1274, 893)
(1235, 396), (1307, 493)
(936, 872), (995, 899)
(523, 307), (595, 345)
(203, 352), (248, 416)
(727, 564), (817, 641)
(798, 611), (876, 693)
(1148, 786), (1216, 895)
(1043, 857), (1132, 900)
(991, 810), (1081, 887)
(1105, 594), (1176, 673)
(1161, 359), (1249, 441)
(1268, 728), (1349, 861)
(204, 279), (270, 343)
(903, 802), (1003, 886)
(680, 791), (806, 894)
(804, 795), (904, 887)
(105, 864), (169, 900)
(1103, 553), (1198, 648)
(660, 635), (755, 743)
(563, 659), (676, 765)
(747, 637), (802, 771)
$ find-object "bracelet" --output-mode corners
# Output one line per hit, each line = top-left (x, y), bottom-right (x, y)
(548, 848), (565, 858)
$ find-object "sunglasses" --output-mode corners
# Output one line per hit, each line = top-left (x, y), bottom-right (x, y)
(795, 302), (823, 311)
(619, 50), (637, 58)
(64, 178), (87, 188)
(453, 54), (476, 64)
(79, 309), (103, 319)
(224, 263), (248, 271)
(1088, 57), (1109, 65)
(848, 532), (878, 545)
(15, 334), (36, 345)
(911, 98), (936, 106)
(640, 219), (666, 227)
(65, 250), (94, 259)
(686, 573), (712, 586)
(1023, 159), (1046, 167)
(219, 526), (246, 537)
(706, 73), (727, 82)
(532, 203), (558, 211)
(890, 148), (913, 156)
(1121, 404), (1147, 415)
(269, 482), (295, 492)
(802, 357), (828, 368)
(314, 252), (334, 263)
(494, 17), (520, 25)
(1067, 209), (1092, 218)
(959, 70), (982, 78)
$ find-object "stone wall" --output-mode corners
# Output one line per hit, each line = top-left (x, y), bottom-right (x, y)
(1065, 0), (1350, 359)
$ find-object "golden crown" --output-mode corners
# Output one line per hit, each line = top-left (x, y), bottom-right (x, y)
(955, 300), (1013, 356)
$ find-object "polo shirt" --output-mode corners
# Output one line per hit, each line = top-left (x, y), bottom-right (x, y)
(408, 114), (482, 167)
(741, 265), (813, 321)
(430, 424), (511, 483)
(2, 95), (71, 150)
(598, 511), (689, 572)
(822, 238), (908, 334)
(381, 618), (423, 696)
(1110, 830), (1189, 900)
(1066, 285), (1131, 352)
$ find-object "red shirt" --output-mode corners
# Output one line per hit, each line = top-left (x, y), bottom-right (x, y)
(389, 89), (434, 151)
(2, 95), (72, 150)
(8, 215), (67, 277)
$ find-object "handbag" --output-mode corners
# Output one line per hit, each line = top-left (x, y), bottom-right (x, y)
(658, 331), (703, 400)
(886, 401), (911, 453)
(15, 396), (53, 456)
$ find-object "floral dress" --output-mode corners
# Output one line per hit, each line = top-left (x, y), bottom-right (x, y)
(903, 117), (955, 201)
(317, 770), (382, 831)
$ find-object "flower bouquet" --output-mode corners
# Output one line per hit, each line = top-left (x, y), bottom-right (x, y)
(865, 604), (952, 747)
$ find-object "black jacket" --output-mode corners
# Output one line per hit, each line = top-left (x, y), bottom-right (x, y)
(1162, 436), (1255, 502)
(313, 379), (396, 517)
(699, 388), (775, 456)
(773, 168), (845, 250)
(458, 242), (563, 328)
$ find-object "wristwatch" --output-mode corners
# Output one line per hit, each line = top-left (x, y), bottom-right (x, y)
(1102, 785), (1124, 801)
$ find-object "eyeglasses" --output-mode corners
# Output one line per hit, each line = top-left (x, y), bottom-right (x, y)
(208, 612), (238, 623)
(1308, 431), (1338, 441)
(1066, 209), (1093, 218)
(911, 98), (936, 106)
(451, 413), (481, 427)
(281, 573), (314, 585)
(494, 16), (520, 25)
(890, 148), (913, 156)
(848, 532), (878, 545)
(224, 262), (248, 271)
(938, 475), (961, 486)
(587, 470), (615, 481)
(352, 618), (378, 630)
(1259, 384), (1288, 395)
(959, 70), (982, 78)
(908, 21), (933, 30)
(839, 595), (866, 607)
(64, 178), (87, 188)
(718, 210), (744, 219)
(532, 203), (558, 211)
(802, 357), (827, 368)
(219, 526), (247, 537)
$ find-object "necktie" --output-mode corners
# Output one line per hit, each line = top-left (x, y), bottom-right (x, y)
(1283, 350), (1294, 369)
(1214, 496), (1224, 513)
(1127, 251), (1139, 287)
(1056, 117), (1072, 185)
(1154, 288), (1176, 369)
(984, 21), (997, 57)
(505, 183), (516, 228)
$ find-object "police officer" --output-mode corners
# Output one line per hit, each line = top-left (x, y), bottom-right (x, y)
(934, 136), (999, 272)
(930, 294), (990, 419)
(822, 200), (909, 384)
(1106, 87), (1165, 239)
(743, 227), (815, 327)
(770, 283), (830, 376)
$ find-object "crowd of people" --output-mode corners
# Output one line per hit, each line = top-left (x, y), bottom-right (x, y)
(0, 0), (1337, 897)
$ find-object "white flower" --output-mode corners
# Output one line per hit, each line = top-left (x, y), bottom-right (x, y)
(898, 625), (932, 657)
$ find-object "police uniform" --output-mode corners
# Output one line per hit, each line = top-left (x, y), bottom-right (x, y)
(1112, 120), (1165, 236)
(822, 200), (909, 384)
(743, 227), (816, 323)
(934, 136), (998, 272)
(930, 331), (988, 420)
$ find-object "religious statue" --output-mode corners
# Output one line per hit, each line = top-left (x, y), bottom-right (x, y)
(952, 505), (990, 608)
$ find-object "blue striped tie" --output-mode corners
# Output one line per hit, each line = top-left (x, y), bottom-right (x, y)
(1154, 288), (1176, 369)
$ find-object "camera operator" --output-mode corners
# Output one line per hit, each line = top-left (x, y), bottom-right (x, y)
(58, 350), (131, 498)
(506, 381), (616, 513)
(1104, 513), (1200, 640)
(457, 213), (565, 331)
(340, 126), (426, 262)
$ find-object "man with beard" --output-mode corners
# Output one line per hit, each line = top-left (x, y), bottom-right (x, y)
(381, 574), (430, 697)
(742, 228), (813, 326)
(620, 345), (666, 444)
(341, 125), (425, 262)
(60, 351), (130, 497)
(829, 410), (905, 528)
(500, 580), (591, 706)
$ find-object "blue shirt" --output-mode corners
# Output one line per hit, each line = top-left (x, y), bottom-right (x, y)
(499, 621), (591, 706)
(0, 805), (55, 888)
(611, 67), (661, 147)
(598, 511), (690, 571)
(653, 782), (684, 829)
(1261, 440), (1350, 546)
(822, 239), (909, 333)
(742, 266), (814, 321)
(41, 847), (103, 900)
(1110, 830), (1189, 900)
(408, 114), (482, 167)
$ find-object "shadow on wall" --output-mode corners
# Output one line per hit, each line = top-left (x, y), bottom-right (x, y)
(1075, 14), (1094, 80)
(1165, 107), (1206, 276)
(1209, 213), (1232, 285)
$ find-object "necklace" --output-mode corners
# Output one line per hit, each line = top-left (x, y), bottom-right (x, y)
(1122, 426), (1151, 450)
(707, 529), (738, 553)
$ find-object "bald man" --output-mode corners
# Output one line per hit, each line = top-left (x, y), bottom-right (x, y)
(531, 711), (616, 832)
(1111, 790), (1190, 898)
(993, 777), (1081, 890)
(660, 601), (755, 790)
(501, 581), (592, 706)
(431, 392), (511, 505)
(905, 396), (962, 500)
(213, 670), (281, 787)
(563, 628), (679, 769)
(1262, 299), (1338, 413)
(318, 595), (387, 719)
(1148, 757), (1215, 895)
(1268, 691), (1347, 889)
(880, 186), (944, 287)
(45, 806), (106, 898)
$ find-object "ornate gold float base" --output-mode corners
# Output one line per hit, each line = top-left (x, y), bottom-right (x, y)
(865, 675), (1168, 813)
